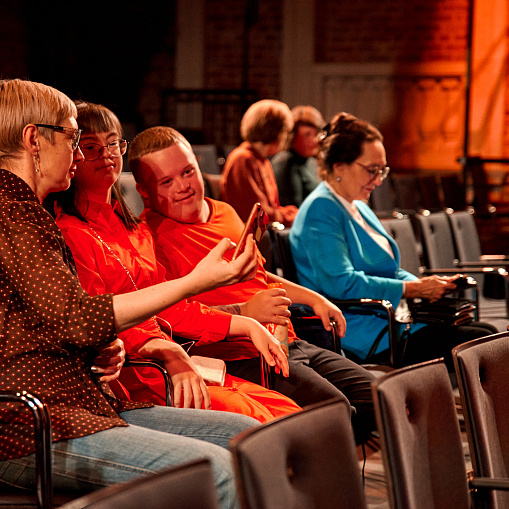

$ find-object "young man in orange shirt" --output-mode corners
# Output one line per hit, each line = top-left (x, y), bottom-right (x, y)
(128, 126), (377, 443)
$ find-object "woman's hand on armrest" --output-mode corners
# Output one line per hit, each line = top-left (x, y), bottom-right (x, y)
(309, 295), (347, 338)
(136, 338), (211, 410)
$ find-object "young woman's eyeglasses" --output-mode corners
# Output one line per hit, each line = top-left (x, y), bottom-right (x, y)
(355, 162), (390, 181)
(79, 139), (128, 161)
(34, 124), (82, 151)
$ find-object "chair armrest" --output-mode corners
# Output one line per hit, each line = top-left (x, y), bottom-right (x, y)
(0, 391), (53, 509)
(469, 476), (509, 491)
(422, 266), (508, 276)
(329, 298), (400, 368)
(124, 358), (172, 407)
(457, 260), (509, 268)
(479, 254), (509, 262)
(259, 355), (275, 391)
(289, 304), (341, 353)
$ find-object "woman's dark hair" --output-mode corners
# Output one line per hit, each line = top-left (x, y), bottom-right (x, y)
(318, 112), (383, 179)
(50, 101), (140, 230)
(285, 105), (325, 150)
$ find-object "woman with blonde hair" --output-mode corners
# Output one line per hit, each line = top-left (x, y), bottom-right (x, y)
(0, 78), (267, 508)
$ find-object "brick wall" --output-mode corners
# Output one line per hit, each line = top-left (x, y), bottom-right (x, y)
(204, 0), (283, 99)
(0, 1), (29, 80)
(315, 0), (469, 63)
(0, 0), (506, 155)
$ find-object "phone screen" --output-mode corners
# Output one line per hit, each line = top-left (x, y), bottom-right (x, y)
(232, 203), (269, 260)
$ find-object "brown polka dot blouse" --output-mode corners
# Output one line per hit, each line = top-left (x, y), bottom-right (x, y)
(0, 169), (149, 461)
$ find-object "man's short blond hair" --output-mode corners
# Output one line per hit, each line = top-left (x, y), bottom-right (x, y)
(128, 126), (191, 183)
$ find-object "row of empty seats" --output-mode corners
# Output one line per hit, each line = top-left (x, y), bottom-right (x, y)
(369, 172), (469, 217)
(380, 210), (509, 331)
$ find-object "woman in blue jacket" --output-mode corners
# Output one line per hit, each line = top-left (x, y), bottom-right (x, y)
(290, 112), (496, 368)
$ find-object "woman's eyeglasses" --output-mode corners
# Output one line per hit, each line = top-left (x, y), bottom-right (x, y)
(34, 124), (82, 151)
(355, 162), (390, 182)
(79, 139), (128, 161)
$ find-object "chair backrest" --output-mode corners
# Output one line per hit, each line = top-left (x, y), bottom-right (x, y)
(192, 144), (221, 174)
(447, 210), (482, 263)
(369, 174), (397, 214)
(230, 398), (367, 509)
(202, 172), (222, 201)
(440, 173), (467, 211)
(223, 144), (236, 159)
(372, 359), (471, 509)
(258, 228), (275, 274)
(414, 211), (457, 269)
(418, 174), (445, 212)
(60, 459), (219, 509)
(118, 172), (145, 216)
(392, 174), (423, 212)
(453, 332), (509, 509)
(381, 216), (422, 277)
(271, 227), (298, 283)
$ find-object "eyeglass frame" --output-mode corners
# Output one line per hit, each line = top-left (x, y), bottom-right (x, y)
(79, 139), (129, 161)
(34, 124), (82, 151)
(355, 161), (390, 181)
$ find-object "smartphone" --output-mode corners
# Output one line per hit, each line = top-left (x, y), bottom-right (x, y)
(232, 203), (269, 260)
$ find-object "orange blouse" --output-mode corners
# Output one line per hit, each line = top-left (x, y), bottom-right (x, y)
(57, 200), (300, 422)
(221, 142), (298, 226)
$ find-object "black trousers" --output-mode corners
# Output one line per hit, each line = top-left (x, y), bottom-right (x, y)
(226, 339), (377, 443)
(367, 320), (498, 371)
(403, 320), (497, 370)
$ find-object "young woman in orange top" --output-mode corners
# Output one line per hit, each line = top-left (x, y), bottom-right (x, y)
(50, 101), (299, 423)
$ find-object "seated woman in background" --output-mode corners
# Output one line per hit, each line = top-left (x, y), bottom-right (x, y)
(289, 112), (496, 369)
(271, 105), (325, 207)
(220, 99), (298, 226)
(50, 101), (299, 423)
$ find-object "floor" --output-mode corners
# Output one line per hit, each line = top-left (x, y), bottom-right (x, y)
(361, 440), (390, 508)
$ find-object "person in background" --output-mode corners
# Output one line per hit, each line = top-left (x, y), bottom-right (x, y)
(289, 112), (497, 370)
(0, 78), (262, 509)
(50, 101), (297, 423)
(271, 105), (326, 207)
(129, 125), (379, 444)
(220, 99), (298, 226)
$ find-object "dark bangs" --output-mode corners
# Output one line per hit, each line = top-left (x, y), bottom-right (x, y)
(75, 101), (122, 136)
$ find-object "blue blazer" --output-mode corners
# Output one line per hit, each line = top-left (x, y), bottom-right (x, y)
(290, 182), (421, 359)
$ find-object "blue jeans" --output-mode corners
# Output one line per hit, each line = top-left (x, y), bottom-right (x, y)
(0, 405), (259, 509)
